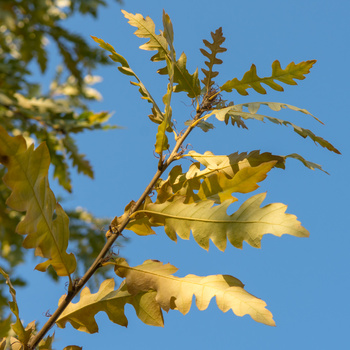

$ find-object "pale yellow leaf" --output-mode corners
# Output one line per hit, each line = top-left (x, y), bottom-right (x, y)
(114, 258), (275, 326)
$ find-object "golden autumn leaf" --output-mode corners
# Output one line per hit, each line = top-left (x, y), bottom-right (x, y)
(56, 279), (163, 333)
(0, 127), (76, 276)
(131, 193), (309, 251)
(114, 258), (275, 326)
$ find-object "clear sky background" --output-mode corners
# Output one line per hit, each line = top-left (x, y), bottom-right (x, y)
(16, 0), (349, 349)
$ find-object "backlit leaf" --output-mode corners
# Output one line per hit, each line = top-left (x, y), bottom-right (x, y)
(154, 152), (283, 204)
(114, 258), (275, 326)
(221, 60), (316, 95)
(0, 127), (76, 276)
(187, 149), (328, 174)
(122, 10), (201, 99)
(132, 193), (309, 251)
(56, 279), (163, 333)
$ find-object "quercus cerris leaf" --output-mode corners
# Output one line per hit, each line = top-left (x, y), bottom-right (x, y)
(151, 152), (283, 205)
(187, 149), (329, 174)
(0, 127), (76, 277)
(194, 161), (277, 204)
(56, 279), (164, 333)
(155, 118), (170, 155)
(200, 27), (227, 91)
(130, 193), (309, 251)
(221, 60), (316, 95)
(121, 10), (168, 62)
(206, 103), (340, 154)
(227, 109), (340, 154)
(113, 258), (275, 326)
(235, 101), (324, 124)
(91, 36), (166, 127)
(122, 10), (201, 99)
(155, 57), (173, 155)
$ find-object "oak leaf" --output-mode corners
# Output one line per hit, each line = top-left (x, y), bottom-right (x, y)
(56, 279), (163, 333)
(114, 258), (275, 326)
(133, 193), (309, 251)
(0, 127), (76, 276)
(200, 27), (227, 91)
(221, 60), (316, 95)
(122, 10), (201, 99)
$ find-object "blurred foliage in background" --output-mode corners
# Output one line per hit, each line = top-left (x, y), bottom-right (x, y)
(0, 0), (124, 318)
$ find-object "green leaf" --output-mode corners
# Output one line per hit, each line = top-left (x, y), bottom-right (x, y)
(114, 258), (275, 326)
(122, 10), (201, 99)
(220, 60), (316, 95)
(0, 127), (76, 276)
(56, 279), (164, 333)
(200, 27), (227, 91)
(132, 193), (309, 251)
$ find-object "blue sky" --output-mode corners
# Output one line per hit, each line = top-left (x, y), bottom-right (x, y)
(16, 0), (349, 349)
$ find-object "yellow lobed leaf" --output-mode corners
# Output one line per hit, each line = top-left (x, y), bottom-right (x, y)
(56, 279), (164, 333)
(122, 10), (168, 62)
(122, 10), (201, 99)
(0, 127), (76, 276)
(135, 192), (309, 251)
(195, 161), (277, 203)
(154, 152), (282, 205)
(220, 60), (316, 95)
(114, 258), (275, 326)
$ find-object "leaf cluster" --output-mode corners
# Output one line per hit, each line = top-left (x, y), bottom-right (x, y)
(0, 8), (340, 350)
